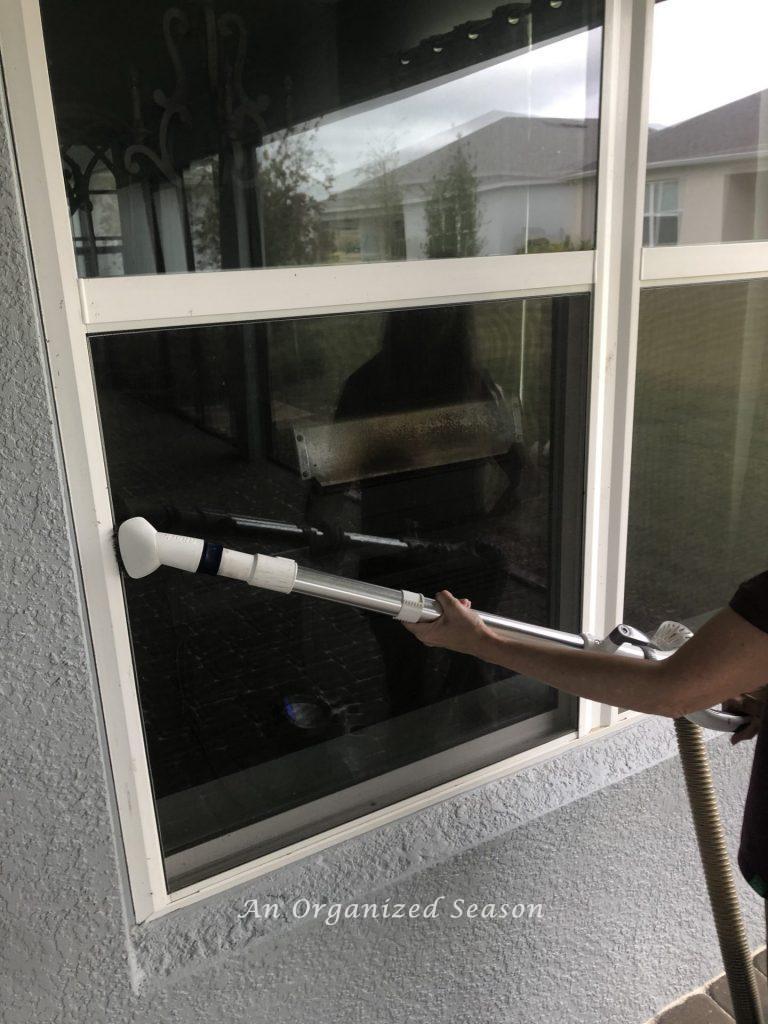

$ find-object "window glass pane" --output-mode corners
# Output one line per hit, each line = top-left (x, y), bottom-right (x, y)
(41, 0), (603, 277)
(647, 0), (768, 245)
(626, 281), (768, 631)
(91, 295), (588, 887)
(657, 180), (678, 213)
(656, 216), (678, 245)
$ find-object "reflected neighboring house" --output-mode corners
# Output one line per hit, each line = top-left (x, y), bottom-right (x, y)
(323, 89), (768, 260)
(321, 111), (599, 260)
(646, 89), (768, 246)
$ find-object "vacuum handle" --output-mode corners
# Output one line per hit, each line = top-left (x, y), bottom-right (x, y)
(685, 708), (749, 733)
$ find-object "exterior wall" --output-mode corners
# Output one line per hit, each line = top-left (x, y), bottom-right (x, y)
(1, 71), (764, 1024)
(400, 181), (591, 260)
(648, 159), (768, 246)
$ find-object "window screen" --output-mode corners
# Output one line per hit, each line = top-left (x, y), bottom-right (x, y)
(627, 280), (768, 631)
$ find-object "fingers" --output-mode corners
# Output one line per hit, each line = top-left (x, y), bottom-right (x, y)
(435, 590), (474, 616)
(731, 721), (760, 744)
(724, 695), (762, 714)
(402, 622), (432, 639)
(435, 589), (460, 613)
(724, 692), (764, 744)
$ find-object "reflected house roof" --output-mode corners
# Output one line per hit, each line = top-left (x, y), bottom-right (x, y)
(323, 112), (599, 216)
(647, 89), (768, 167)
(324, 89), (768, 220)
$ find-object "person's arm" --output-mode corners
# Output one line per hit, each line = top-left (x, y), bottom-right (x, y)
(403, 591), (768, 718)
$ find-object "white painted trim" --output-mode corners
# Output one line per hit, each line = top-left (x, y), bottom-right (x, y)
(155, 728), (578, 917)
(641, 240), (768, 286)
(579, 0), (655, 734)
(79, 251), (595, 333)
(0, 0), (166, 924)
(157, 703), (651, 917)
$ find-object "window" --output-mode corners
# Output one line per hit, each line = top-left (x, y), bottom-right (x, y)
(40, 0), (603, 275)
(91, 296), (587, 887)
(16, 0), (604, 907)
(626, 280), (768, 631)
(646, 0), (768, 245)
(19, 0), (768, 921)
(65, 150), (125, 276)
(630, 0), (768, 636)
(643, 179), (679, 247)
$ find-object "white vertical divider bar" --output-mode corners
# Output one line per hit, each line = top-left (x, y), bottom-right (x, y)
(0, 0), (168, 921)
(579, 0), (655, 736)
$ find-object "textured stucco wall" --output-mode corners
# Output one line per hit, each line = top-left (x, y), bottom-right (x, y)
(0, 70), (763, 1024)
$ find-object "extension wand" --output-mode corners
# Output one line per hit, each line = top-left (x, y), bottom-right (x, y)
(116, 516), (743, 732)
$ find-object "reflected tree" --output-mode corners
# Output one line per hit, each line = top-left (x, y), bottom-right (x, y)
(258, 126), (335, 266)
(356, 141), (406, 260)
(424, 141), (481, 259)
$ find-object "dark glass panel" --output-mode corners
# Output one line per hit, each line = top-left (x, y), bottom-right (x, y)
(91, 295), (588, 884)
(41, 0), (603, 275)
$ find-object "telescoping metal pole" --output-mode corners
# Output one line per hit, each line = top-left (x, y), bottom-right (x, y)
(294, 566), (587, 648)
(116, 517), (744, 731)
(117, 516), (588, 646)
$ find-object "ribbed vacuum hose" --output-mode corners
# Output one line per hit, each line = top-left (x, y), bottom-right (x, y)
(674, 717), (763, 1024)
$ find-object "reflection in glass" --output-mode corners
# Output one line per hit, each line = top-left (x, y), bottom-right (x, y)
(90, 296), (588, 885)
(41, 0), (603, 276)
(646, 0), (768, 246)
(643, 180), (679, 247)
(626, 281), (768, 630)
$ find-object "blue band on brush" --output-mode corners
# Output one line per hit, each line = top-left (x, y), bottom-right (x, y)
(197, 541), (223, 576)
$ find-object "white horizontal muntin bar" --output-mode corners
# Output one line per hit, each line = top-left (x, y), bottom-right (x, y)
(79, 251), (594, 333)
(641, 241), (768, 287)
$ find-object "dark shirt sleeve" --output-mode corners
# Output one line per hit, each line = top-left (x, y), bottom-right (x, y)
(729, 571), (768, 635)
(728, 570), (768, 898)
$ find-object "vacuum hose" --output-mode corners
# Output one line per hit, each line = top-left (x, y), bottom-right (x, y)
(674, 717), (764, 1024)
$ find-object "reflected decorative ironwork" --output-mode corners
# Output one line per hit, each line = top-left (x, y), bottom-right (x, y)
(124, 8), (192, 186)
(218, 12), (269, 187)
(124, 6), (268, 189)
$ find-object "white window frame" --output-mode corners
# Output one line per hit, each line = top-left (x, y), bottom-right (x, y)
(7, 0), (768, 922)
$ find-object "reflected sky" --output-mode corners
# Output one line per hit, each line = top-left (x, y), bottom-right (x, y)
(262, 0), (768, 192)
(261, 26), (602, 187)
(650, 0), (768, 126)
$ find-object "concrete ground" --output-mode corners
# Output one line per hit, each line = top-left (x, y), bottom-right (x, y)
(649, 948), (768, 1023)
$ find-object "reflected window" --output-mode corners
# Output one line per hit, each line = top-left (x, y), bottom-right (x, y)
(643, 179), (679, 247)
(647, 0), (768, 246)
(626, 280), (768, 630)
(40, 0), (603, 276)
(91, 296), (589, 887)
(64, 148), (124, 276)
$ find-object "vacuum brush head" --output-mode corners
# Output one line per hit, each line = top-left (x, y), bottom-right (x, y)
(117, 517), (205, 579)
(117, 517), (162, 578)
(115, 517), (299, 592)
